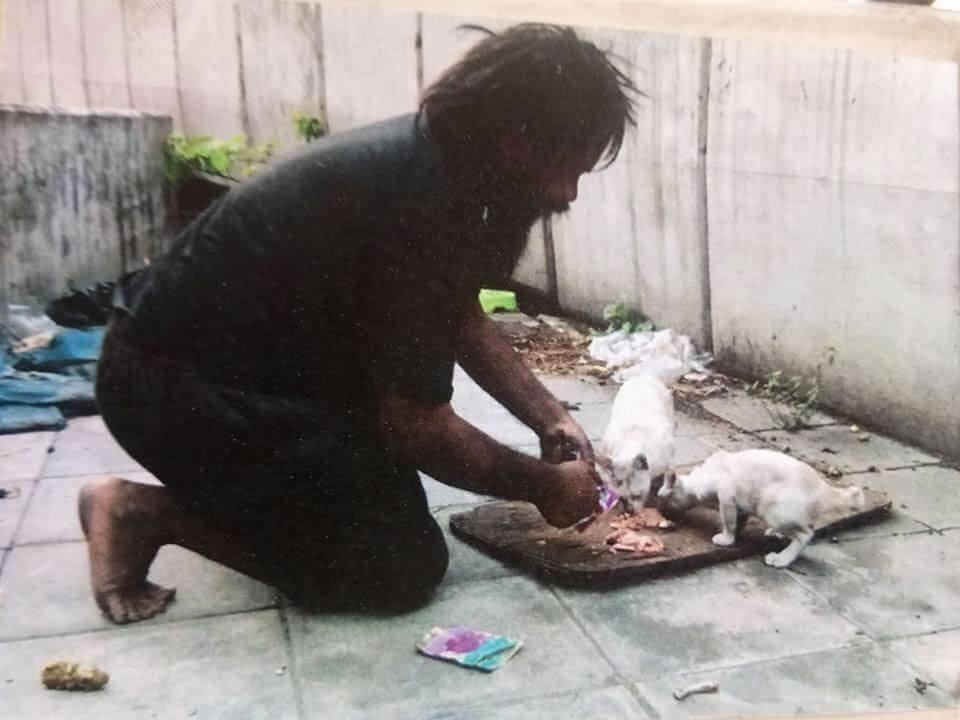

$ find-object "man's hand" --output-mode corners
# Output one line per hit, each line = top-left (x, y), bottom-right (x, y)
(534, 460), (601, 528)
(540, 416), (595, 465)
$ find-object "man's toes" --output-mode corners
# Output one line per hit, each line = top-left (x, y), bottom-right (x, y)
(104, 593), (131, 624)
(132, 594), (158, 620)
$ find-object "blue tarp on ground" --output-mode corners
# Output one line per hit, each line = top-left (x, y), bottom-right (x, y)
(0, 327), (104, 434)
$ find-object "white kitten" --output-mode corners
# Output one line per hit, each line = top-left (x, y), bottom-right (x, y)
(597, 374), (676, 508)
(658, 448), (864, 568)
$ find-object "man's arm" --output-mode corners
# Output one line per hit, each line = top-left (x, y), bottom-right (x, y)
(379, 394), (598, 528)
(456, 300), (595, 463)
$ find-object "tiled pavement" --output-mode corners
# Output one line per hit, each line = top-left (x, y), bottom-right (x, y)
(0, 370), (958, 718)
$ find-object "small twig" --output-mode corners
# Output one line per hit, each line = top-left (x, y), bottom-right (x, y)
(673, 681), (719, 701)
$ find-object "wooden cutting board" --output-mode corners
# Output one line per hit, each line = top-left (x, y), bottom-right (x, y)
(449, 489), (892, 587)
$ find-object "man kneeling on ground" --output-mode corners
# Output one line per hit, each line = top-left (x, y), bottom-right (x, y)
(81, 23), (639, 623)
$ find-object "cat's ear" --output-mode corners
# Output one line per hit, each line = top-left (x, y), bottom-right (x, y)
(634, 453), (649, 471)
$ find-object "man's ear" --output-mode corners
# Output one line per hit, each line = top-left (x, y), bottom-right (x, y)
(596, 454), (613, 472)
(633, 453), (649, 471)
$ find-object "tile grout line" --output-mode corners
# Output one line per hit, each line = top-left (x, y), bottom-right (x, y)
(547, 584), (662, 720)
(0, 603), (282, 646)
(658, 636), (921, 684)
(846, 462), (946, 476)
(882, 623), (960, 643)
(1, 433), (60, 577)
(277, 602), (308, 720)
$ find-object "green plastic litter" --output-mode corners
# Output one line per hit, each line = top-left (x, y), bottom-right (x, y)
(478, 288), (518, 314)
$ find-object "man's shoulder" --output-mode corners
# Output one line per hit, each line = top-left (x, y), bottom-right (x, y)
(255, 113), (437, 191)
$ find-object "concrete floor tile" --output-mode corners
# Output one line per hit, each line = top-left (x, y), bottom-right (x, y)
(831, 509), (932, 541)
(420, 475), (483, 509)
(756, 425), (940, 473)
(0, 611), (296, 720)
(434, 505), (517, 587)
(0, 542), (277, 641)
(289, 576), (616, 719)
(703, 390), (838, 432)
(0, 430), (55, 481)
(673, 435), (715, 467)
(454, 404), (539, 447)
(888, 629), (960, 699)
(635, 643), (954, 718)
(426, 685), (649, 720)
(43, 417), (144, 478)
(675, 413), (734, 438)
(556, 559), (862, 680)
(856, 466), (960, 530)
(0, 479), (33, 548)
(567, 402), (608, 440)
(699, 429), (778, 454)
(17, 472), (158, 545)
(788, 533), (960, 640)
(538, 375), (618, 406)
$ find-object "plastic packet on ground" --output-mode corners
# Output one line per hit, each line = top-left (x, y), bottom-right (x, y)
(416, 626), (523, 672)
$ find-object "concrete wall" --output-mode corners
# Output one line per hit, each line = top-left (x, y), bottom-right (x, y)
(0, 105), (172, 308)
(0, 0), (325, 146)
(1, 1), (957, 457)
(705, 43), (960, 458)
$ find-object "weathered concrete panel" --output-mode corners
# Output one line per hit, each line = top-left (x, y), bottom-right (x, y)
(551, 30), (638, 321)
(174, 0), (244, 137)
(0, 106), (172, 307)
(237, 0), (324, 147)
(708, 41), (959, 193)
(421, 14), (509, 89)
(707, 42), (847, 181)
(551, 30), (709, 346)
(841, 53), (959, 193)
(16, 0), (53, 106)
(321, 4), (418, 132)
(0, 0), (25, 105)
(512, 220), (549, 293)
(124, 0), (182, 125)
(707, 168), (960, 458)
(47, 0), (88, 108)
(81, 0), (132, 109)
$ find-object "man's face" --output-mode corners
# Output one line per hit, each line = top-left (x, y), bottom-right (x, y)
(502, 137), (606, 214)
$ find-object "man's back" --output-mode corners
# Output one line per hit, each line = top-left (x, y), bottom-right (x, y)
(117, 113), (534, 409)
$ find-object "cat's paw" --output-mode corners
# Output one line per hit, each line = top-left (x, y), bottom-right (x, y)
(764, 552), (791, 569)
(764, 528), (785, 539)
(712, 532), (735, 547)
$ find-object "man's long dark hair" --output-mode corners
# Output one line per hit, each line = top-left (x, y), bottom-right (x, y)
(420, 23), (641, 171)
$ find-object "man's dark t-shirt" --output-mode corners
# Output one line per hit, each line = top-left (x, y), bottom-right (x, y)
(116, 113), (539, 433)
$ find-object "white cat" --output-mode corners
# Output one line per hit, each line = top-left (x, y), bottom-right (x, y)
(597, 374), (676, 508)
(657, 448), (864, 568)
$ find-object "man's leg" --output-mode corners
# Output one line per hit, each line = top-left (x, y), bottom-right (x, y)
(79, 476), (277, 623)
(87, 322), (448, 623)
(79, 468), (449, 623)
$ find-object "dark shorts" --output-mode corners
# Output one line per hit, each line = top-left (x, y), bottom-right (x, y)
(95, 317), (448, 610)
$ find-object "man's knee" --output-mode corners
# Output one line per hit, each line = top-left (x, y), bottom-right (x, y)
(293, 518), (449, 613)
(381, 521), (449, 611)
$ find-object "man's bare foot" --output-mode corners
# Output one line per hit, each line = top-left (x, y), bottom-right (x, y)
(78, 476), (176, 624)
